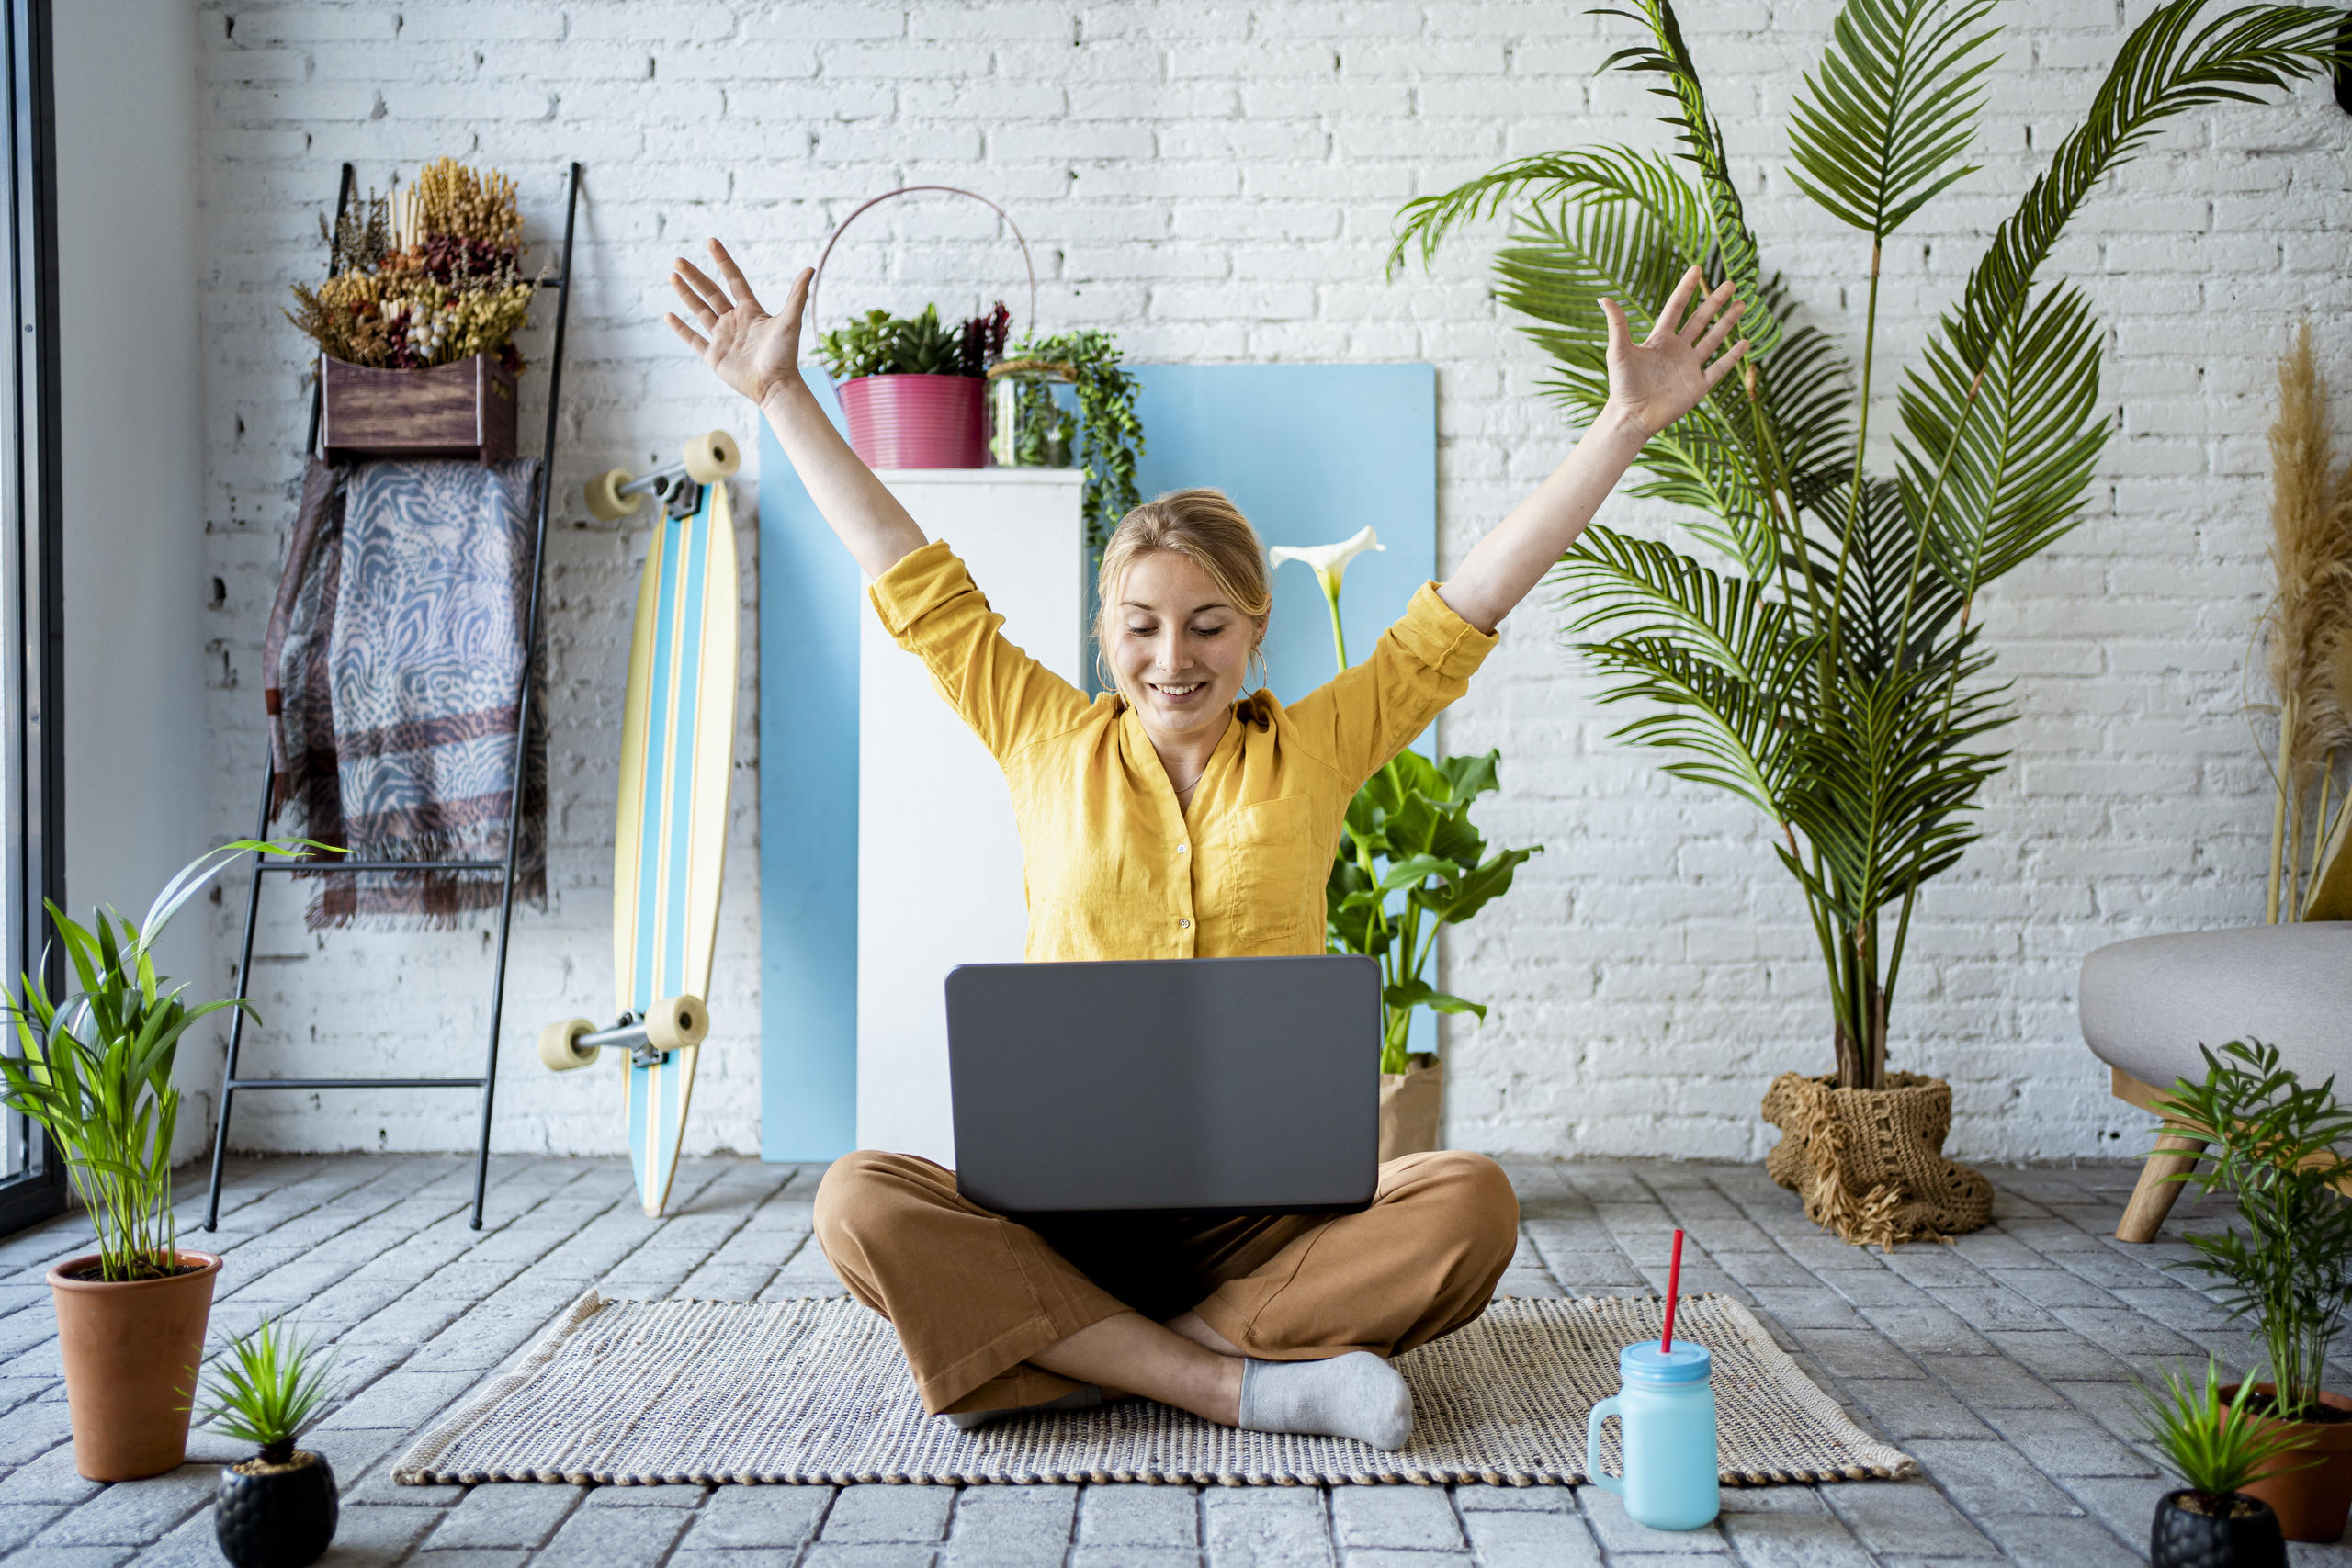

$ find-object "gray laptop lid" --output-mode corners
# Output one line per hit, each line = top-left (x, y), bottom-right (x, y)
(945, 954), (1381, 1214)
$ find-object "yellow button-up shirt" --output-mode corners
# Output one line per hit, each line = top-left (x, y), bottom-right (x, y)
(869, 540), (1500, 961)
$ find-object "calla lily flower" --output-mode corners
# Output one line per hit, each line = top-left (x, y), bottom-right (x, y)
(1271, 525), (1384, 671)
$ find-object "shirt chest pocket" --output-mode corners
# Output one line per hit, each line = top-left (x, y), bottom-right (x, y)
(1201, 795), (1325, 947)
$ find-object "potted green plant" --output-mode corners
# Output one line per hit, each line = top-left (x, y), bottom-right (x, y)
(1274, 527), (1541, 1158)
(0, 840), (303, 1480)
(198, 1314), (342, 1568)
(2138, 1358), (2301, 1568)
(2154, 1039), (2352, 1541)
(815, 300), (1007, 469)
(992, 327), (1145, 556)
(1388, 0), (2347, 1244)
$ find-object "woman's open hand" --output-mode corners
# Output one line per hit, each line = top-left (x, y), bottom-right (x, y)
(1599, 265), (1750, 441)
(667, 240), (809, 410)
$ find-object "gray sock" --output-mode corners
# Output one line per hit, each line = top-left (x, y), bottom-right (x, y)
(1238, 1352), (1413, 1450)
(942, 1384), (1102, 1431)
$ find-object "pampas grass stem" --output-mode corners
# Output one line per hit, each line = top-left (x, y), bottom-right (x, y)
(2265, 321), (2352, 920)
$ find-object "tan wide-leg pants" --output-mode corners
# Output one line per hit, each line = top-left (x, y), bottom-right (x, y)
(812, 1147), (1520, 1416)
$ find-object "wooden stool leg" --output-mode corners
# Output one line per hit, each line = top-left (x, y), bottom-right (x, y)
(2117, 1130), (2207, 1243)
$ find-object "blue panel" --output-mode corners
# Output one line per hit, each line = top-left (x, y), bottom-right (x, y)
(756, 363), (1441, 1159)
(758, 367), (862, 1162)
(1125, 364), (1441, 1057)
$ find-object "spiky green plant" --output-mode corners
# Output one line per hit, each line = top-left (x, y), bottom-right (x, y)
(1389, 0), (2349, 1089)
(2137, 1356), (2315, 1500)
(192, 1314), (341, 1465)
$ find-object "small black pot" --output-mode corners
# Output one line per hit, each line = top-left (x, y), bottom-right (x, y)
(215, 1450), (338, 1568)
(2152, 1488), (2287, 1568)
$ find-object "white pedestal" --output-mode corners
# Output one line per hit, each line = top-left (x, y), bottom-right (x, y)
(857, 468), (1089, 1167)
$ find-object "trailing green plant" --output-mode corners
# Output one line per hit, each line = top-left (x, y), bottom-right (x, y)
(191, 1314), (342, 1465)
(1277, 533), (1541, 1075)
(2137, 1355), (2316, 1500)
(814, 301), (1008, 380)
(1387, 0), (2349, 1091)
(1006, 328), (1144, 555)
(0, 841), (323, 1282)
(2154, 1039), (2352, 1423)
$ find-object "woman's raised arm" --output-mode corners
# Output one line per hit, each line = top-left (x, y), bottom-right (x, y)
(666, 239), (927, 581)
(1436, 265), (1750, 635)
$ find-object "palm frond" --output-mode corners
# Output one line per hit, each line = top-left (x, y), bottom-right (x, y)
(1802, 477), (1965, 676)
(1589, 0), (1788, 359)
(1788, 0), (2001, 239)
(1899, 283), (2109, 601)
(1386, 146), (1704, 280)
(1552, 525), (1820, 815)
(1782, 648), (2011, 923)
(1947, 2), (2344, 375)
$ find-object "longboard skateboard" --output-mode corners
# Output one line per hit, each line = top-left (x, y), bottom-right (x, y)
(539, 431), (741, 1215)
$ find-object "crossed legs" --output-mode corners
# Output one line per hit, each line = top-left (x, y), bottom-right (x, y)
(811, 1147), (1519, 1435)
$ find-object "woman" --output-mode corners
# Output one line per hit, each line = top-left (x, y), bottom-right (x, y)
(667, 242), (1747, 1450)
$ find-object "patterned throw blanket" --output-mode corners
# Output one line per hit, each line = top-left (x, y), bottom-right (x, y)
(265, 457), (547, 927)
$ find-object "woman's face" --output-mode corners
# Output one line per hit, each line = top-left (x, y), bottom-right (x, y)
(1108, 550), (1263, 743)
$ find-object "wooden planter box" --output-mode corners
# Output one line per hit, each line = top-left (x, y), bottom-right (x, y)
(320, 352), (517, 464)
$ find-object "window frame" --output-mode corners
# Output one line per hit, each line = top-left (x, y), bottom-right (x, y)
(0, 0), (65, 1238)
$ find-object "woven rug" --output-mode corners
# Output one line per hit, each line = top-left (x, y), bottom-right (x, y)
(393, 1292), (1912, 1488)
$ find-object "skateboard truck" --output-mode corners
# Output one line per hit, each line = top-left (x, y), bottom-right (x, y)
(583, 431), (741, 523)
(539, 995), (709, 1072)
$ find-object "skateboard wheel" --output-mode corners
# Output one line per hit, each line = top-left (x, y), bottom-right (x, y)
(683, 431), (741, 485)
(644, 995), (710, 1054)
(584, 467), (640, 522)
(538, 1018), (597, 1072)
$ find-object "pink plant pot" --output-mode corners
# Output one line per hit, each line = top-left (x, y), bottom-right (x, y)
(838, 373), (987, 469)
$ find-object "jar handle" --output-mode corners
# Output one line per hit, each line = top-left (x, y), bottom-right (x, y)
(1586, 1395), (1624, 1495)
(806, 186), (1038, 383)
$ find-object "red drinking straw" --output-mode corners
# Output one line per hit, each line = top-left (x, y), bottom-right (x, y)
(1660, 1228), (1686, 1353)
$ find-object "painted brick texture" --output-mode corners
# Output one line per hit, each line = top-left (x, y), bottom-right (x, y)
(196, 1), (2352, 1161)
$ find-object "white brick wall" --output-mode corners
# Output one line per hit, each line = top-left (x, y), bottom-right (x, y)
(194, 1), (2352, 1163)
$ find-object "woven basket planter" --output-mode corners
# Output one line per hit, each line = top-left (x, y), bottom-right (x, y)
(1761, 1071), (1991, 1248)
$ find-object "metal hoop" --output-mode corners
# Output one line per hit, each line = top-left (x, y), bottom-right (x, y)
(807, 186), (1038, 381)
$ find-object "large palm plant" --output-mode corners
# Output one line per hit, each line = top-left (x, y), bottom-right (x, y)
(1391, 0), (2347, 1091)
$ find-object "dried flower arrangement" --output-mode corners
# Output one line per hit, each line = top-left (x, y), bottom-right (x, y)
(2259, 321), (2352, 921)
(286, 157), (538, 372)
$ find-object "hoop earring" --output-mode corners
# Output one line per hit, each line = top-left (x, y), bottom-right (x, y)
(1248, 646), (1270, 695)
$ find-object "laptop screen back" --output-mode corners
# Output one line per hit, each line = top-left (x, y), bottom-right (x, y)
(945, 954), (1381, 1214)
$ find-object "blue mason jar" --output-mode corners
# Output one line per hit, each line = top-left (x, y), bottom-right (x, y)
(1585, 1339), (1718, 1529)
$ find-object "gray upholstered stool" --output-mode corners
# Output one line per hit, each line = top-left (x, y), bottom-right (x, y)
(2079, 923), (2352, 1241)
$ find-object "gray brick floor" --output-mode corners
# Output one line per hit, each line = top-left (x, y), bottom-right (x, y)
(2, 1152), (2346, 1565)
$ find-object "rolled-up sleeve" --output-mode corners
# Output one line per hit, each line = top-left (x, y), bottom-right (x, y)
(1283, 581), (1499, 786)
(868, 540), (1091, 761)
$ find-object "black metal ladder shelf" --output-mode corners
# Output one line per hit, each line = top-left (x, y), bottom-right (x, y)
(204, 160), (583, 1233)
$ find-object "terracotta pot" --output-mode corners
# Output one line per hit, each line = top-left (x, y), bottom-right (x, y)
(1379, 1058), (1442, 1163)
(46, 1249), (222, 1481)
(839, 373), (986, 468)
(2223, 1383), (2352, 1542)
(2151, 1488), (2287, 1567)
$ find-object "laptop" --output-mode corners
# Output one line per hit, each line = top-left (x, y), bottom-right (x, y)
(944, 953), (1382, 1215)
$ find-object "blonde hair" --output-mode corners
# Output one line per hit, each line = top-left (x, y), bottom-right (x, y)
(1094, 488), (1272, 695)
